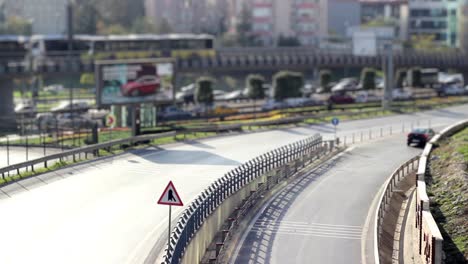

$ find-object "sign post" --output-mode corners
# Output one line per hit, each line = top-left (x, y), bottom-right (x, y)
(331, 117), (340, 141)
(105, 113), (116, 141)
(157, 181), (184, 249)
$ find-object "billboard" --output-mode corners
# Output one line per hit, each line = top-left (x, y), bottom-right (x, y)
(96, 58), (175, 106)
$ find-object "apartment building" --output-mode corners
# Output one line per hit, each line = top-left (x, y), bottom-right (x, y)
(409, 0), (460, 47)
(251, 0), (320, 46)
(145, 0), (228, 34)
(360, 0), (409, 40)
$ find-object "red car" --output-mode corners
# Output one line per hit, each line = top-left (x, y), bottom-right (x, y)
(121, 75), (160, 97)
(328, 93), (355, 104)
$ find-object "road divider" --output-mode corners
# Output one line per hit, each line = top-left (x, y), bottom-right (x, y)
(160, 134), (337, 264)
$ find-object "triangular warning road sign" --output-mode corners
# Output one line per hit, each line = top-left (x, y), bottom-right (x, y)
(157, 181), (183, 206)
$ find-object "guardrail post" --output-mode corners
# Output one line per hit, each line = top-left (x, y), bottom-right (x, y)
(369, 129), (372, 140)
(352, 133), (355, 144)
(380, 128), (383, 137)
(390, 126), (393, 135)
(361, 131), (363, 142)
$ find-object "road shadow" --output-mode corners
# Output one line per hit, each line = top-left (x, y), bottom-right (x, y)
(137, 149), (241, 166)
(181, 140), (215, 149)
(308, 124), (335, 133)
(234, 154), (345, 264)
(428, 109), (468, 119)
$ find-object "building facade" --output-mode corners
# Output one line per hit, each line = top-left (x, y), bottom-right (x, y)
(145, 0), (228, 34)
(360, 0), (409, 40)
(4, 0), (67, 34)
(408, 0), (461, 47)
(251, 0), (320, 46)
(324, 0), (361, 37)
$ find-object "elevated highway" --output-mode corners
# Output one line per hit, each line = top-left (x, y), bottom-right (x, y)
(0, 105), (467, 264)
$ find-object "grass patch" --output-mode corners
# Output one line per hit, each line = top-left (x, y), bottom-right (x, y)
(427, 127), (468, 262)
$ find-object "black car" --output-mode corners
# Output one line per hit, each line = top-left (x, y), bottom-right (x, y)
(407, 128), (435, 146)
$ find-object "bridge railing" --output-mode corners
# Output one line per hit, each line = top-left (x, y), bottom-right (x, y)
(161, 134), (333, 264)
(374, 155), (420, 263)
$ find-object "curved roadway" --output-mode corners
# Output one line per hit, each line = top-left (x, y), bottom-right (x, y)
(0, 104), (467, 264)
(231, 134), (420, 264)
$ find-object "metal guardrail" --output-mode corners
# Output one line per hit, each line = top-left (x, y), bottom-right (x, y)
(0, 131), (176, 180)
(161, 134), (327, 264)
(374, 155), (420, 264)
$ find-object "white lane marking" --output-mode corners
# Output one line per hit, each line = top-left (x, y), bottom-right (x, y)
(250, 228), (362, 240)
(254, 221), (362, 230)
(251, 226), (362, 235)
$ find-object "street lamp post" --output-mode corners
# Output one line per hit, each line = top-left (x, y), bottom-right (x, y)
(67, 0), (74, 146)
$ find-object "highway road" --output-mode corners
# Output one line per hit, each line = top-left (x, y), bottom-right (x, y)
(231, 135), (420, 264)
(0, 104), (467, 264)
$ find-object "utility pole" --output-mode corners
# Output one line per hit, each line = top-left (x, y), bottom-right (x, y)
(382, 42), (393, 110)
(67, 0), (74, 145)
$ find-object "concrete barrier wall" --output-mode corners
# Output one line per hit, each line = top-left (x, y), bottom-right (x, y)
(181, 180), (256, 264)
(414, 119), (468, 264)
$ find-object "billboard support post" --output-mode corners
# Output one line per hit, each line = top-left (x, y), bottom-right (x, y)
(131, 105), (141, 137)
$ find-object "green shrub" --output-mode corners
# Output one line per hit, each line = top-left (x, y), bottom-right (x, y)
(360, 68), (376, 90)
(246, 74), (265, 100)
(195, 77), (215, 105)
(273, 71), (303, 101)
(319, 70), (332, 92)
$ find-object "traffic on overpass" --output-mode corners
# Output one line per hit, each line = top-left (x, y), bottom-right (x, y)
(1, 1), (468, 264)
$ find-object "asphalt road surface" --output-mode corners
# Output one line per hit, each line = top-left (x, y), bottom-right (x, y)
(231, 135), (420, 264)
(0, 104), (467, 264)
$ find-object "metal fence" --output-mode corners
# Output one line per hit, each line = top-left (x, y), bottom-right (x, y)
(162, 134), (328, 264)
(0, 131), (176, 180)
(374, 155), (420, 264)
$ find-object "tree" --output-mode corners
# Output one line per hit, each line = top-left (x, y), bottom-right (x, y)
(96, 0), (144, 29)
(195, 77), (215, 108)
(154, 18), (172, 34)
(98, 23), (128, 34)
(272, 71), (303, 101)
(360, 68), (376, 90)
(0, 16), (32, 35)
(246, 74), (265, 117)
(80, 73), (95, 87)
(131, 18), (157, 34)
(319, 70), (332, 93)
(74, 0), (98, 34)
(236, 3), (255, 46)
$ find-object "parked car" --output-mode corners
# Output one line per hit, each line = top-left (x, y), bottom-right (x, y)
(15, 103), (37, 117)
(223, 90), (247, 101)
(354, 91), (381, 103)
(43, 84), (64, 94)
(213, 90), (226, 101)
(262, 100), (288, 111)
(284, 97), (322, 107)
(331, 78), (359, 92)
(437, 83), (465, 96)
(121, 75), (160, 97)
(51, 100), (91, 113)
(392, 89), (412, 101)
(158, 106), (192, 121)
(36, 112), (56, 131)
(407, 128), (435, 147)
(56, 113), (95, 129)
(328, 92), (355, 104)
